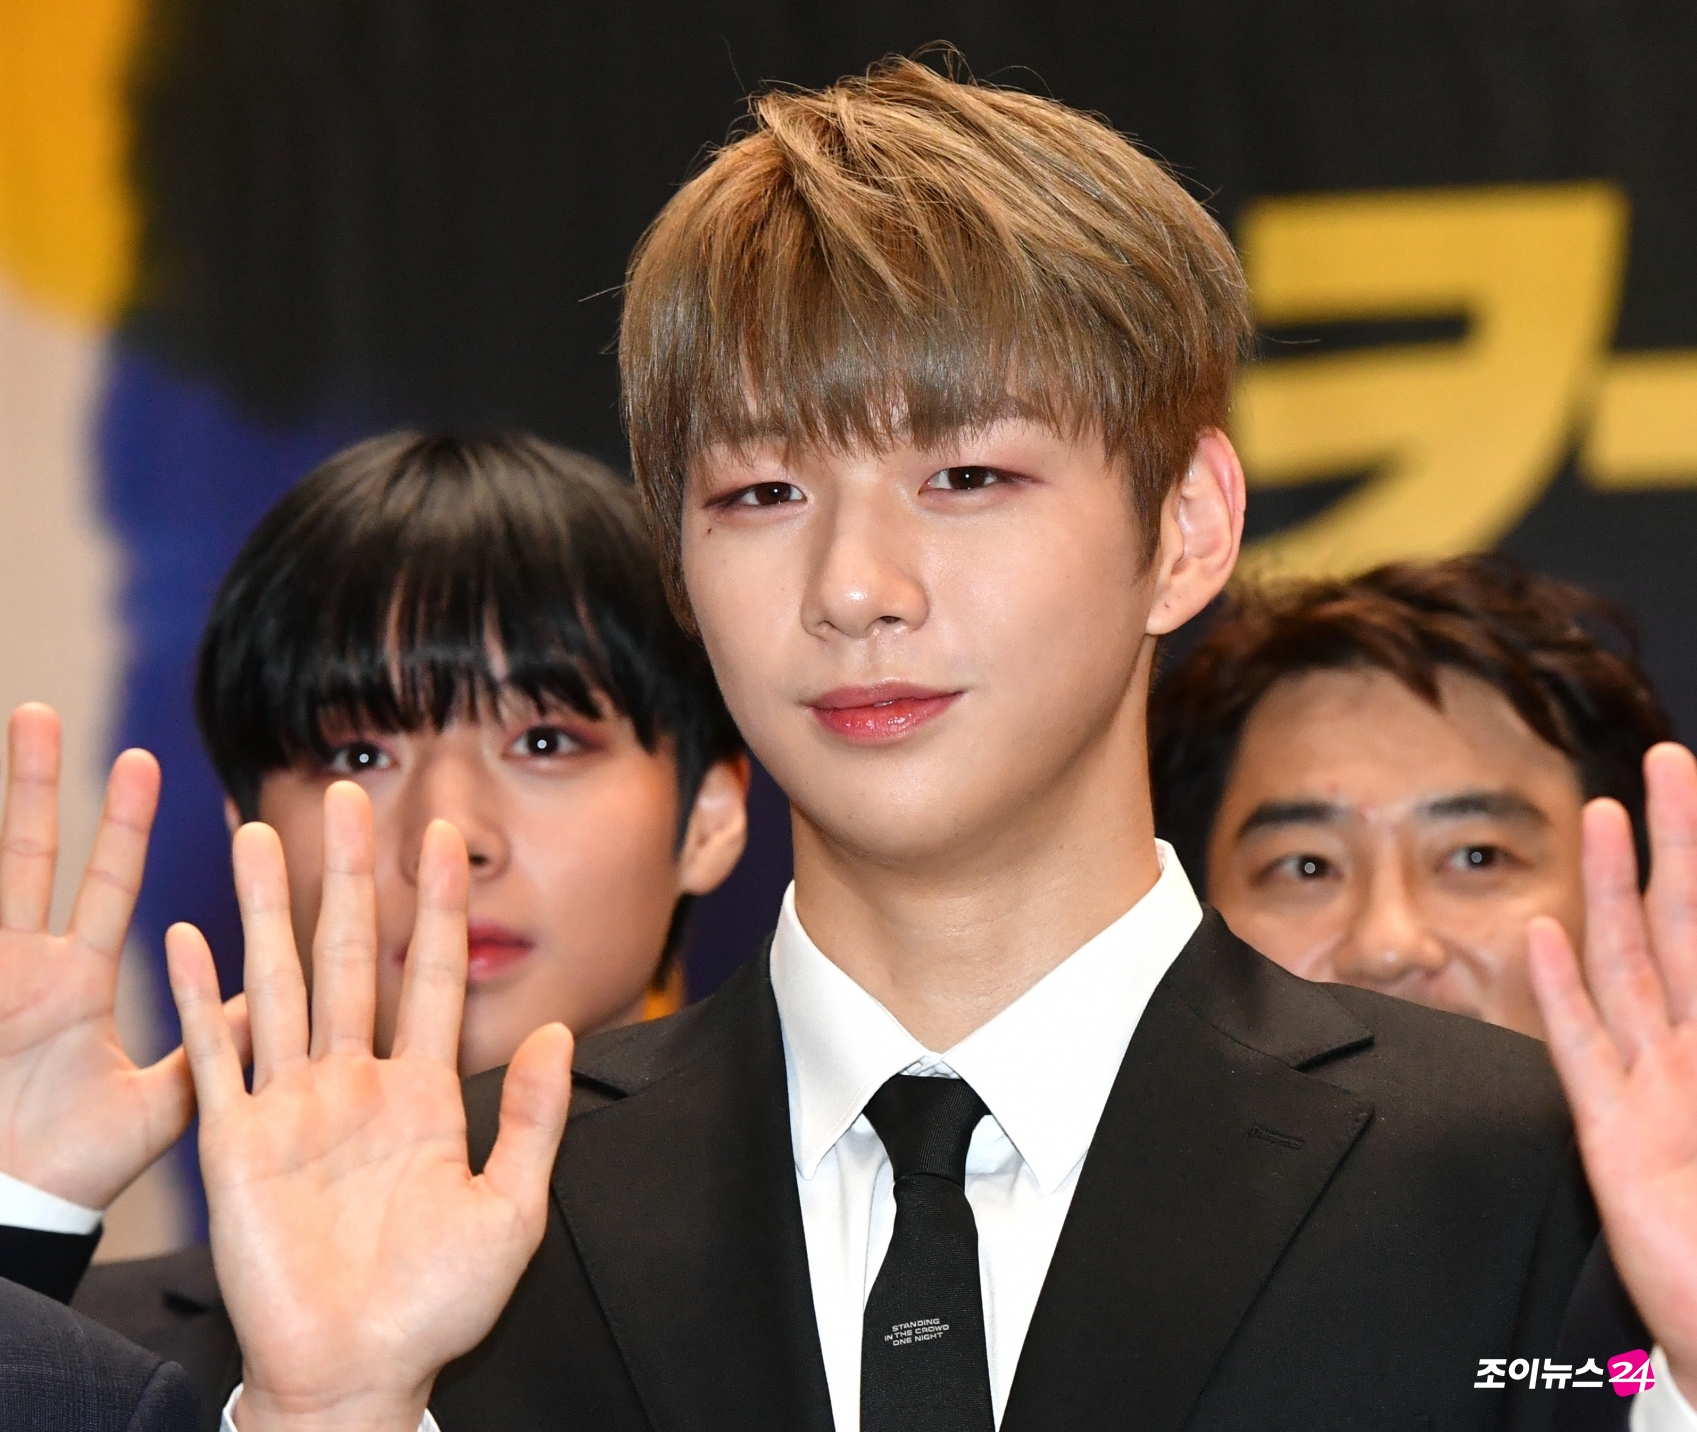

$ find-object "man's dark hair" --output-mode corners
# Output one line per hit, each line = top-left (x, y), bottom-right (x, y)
(197, 432), (744, 968)
(1150, 555), (1673, 896)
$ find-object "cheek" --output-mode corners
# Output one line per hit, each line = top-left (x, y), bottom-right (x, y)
(685, 530), (784, 673)
(972, 533), (1147, 698)
(1437, 913), (1542, 1033)
(523, 785), (680, 964)
(694, 597), (789, 750)
(1433, 895), (1547, 999)
(1227, 901), (1349, 981)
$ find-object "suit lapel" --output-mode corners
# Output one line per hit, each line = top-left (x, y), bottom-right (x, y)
(1001, 913), (1376, 1432)
(558, 958), (835, 1432)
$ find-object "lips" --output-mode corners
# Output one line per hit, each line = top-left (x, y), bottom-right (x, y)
(464, 921), (535, 984)
(807, 683), (961, 744)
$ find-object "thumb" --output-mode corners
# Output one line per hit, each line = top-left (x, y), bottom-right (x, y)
(481, 1023), (574, 1226)
(133, 993), (250, 1155)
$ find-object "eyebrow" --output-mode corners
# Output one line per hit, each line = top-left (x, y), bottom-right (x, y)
(1235, 800), (1348, 839)
(1234, 789), (1551, 843)
(1415, 790), (1550, 825)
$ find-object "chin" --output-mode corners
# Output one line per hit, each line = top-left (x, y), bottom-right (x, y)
(799, 784), (1015, 867)
(453, 1015), (515, 1079)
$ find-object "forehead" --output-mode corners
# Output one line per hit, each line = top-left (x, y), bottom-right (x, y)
(1224, 666), (1583, 815)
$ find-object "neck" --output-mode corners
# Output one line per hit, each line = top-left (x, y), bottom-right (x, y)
(790, 693), (1162, 1051)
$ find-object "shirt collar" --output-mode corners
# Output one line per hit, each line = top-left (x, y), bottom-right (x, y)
(770, 841), (1203, 1192)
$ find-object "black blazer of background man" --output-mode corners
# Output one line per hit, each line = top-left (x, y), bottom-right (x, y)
(0, 1274), (199, 1432)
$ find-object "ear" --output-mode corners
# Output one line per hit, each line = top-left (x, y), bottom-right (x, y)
(676, 753), (751, 896)
(223, 795), (242, 836)
(1145, 428), (1246, 637)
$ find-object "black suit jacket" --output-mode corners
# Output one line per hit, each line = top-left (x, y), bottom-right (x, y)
(0, 1274), (200, 1431)
(2, 914), (1634, 1429)
(0, 1217), (236, 1431)
(433, 913), (1604, 1431)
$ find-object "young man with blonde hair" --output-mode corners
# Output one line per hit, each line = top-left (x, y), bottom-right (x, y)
(58, 56), (1697, 1431)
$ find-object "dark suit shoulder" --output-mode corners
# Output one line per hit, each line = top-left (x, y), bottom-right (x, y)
(462, 952), (771, 1167)
(1321, 978), (1568, 1121)
(1121, 914), (1596, 1430)
(572, 951), (772, 1094)
(0, 1275), (201, 1431)
(1181, 912), (1572, 1146)
(72, 1246), (237, 1432)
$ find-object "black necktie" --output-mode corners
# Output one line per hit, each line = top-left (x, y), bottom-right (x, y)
(860, 1074), (996, 1432)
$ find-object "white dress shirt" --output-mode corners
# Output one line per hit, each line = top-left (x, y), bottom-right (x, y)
(0, 1169), (103, 1235)
(771, 840), (1202, 1430)
(0, 839), (1690, 1431)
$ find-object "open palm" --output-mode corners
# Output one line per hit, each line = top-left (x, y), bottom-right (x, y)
(168, 782), (573, 1432)
(1531, 742), (1697, 1401)
(0, 703), (235, 1210)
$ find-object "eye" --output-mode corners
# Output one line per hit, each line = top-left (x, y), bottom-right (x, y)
(1271, 852), (1337, 882)
(508, 725), (583, 759)
(727, 481), (804, 507)
(923, 465), (1008, 492)
(325, 741), (392, 775)
(1447, 844), (1509, 872)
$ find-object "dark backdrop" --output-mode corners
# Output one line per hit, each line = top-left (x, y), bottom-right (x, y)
(106, 4), (1697, 1134)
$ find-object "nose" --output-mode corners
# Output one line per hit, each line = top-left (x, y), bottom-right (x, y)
(800, 485), (929, 641)
(398, 747), (510, 885)
(1333, 849), (1448, 985)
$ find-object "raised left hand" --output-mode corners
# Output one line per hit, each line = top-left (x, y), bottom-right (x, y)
(1530, 741), (1697, 1401)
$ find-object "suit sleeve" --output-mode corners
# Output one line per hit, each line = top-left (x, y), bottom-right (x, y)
(0, 1169), (103, 1301)
(1504, 1138), (1603, 1432)
(0, 1222), (101, 1302)
(126, 1360), (202, 1432)
(0, 1275), (202, 1432)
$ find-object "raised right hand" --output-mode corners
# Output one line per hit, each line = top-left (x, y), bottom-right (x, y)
(0, 702), (246, 1210)
(168, 781), (574, 1432)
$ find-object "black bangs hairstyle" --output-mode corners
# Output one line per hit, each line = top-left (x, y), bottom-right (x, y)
(197, 432), (743, 948)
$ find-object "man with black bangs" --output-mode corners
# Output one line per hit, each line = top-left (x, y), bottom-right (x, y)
(0, 433), (749, 1423)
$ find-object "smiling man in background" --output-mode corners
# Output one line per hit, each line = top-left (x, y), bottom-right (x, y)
(1151, 555), (1672, 1038)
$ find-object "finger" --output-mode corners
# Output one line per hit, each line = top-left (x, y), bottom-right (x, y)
(1643, 743), (1697, 1024)
(164, 922), (245, 1121)
(309, 782), (379, 1058)
(1529, 915), (1628, 1134)
(390, 819), (470, 1067)
(223, 992), (253, 1069)
(1, 703), (61, 931)
(1578, 796), (1670, 1063)
(133, 994), (252, 1162)
(67, 749), (160, 963)
(232, 822), (309, 1090)
(130, 1046), (196, 1158)
(480, 1022), (574, 1222)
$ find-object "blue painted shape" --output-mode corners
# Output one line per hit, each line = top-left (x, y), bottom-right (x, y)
(97, 345), (360, 1234)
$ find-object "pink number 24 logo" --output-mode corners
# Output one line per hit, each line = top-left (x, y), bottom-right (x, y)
(1610, 1350), (1655, 1398)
